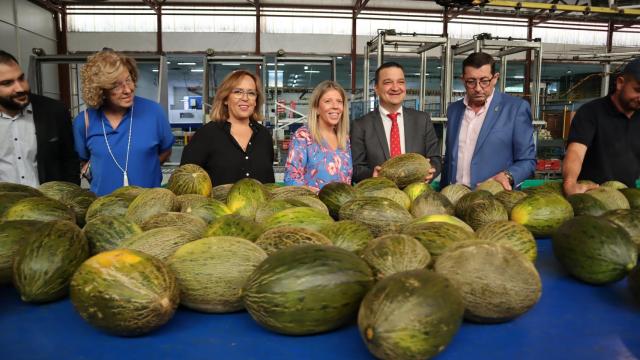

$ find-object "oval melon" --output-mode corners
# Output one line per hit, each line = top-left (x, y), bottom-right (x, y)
(461, 197), (508, 231)
(318, 220), (374, 254)
(340, 196), (412, 237)
(167, 163), (212, 196)
(476, 221), (537, 262)
(110, 185), (145, 200)
(263, 207), (334, 232)
(476, 179), (504, 195)
(3, 196), (75, 223)
(361, 234), (430, 279)
(254, 226), (332, 255)
(0, 220), (43, 284)
(0, 192), (33, 217)
(205, 214), (264, 241)
(601, 209), (640, 250)
(440, 184), (471, 206)
(227, 178), (269, 218)
(126, 188), (178, 225)
(168, 236), (267, 313)
(410, 191), (454, 217)
(182, 198), (231, 224)
(354, 177), (397, 195)
(70, 249), (179, 336)
(318, 182), (357, 219)
(401, 222), (476, 259)
(495, 190), (528, 214)
(270, 185), (316, 200)
(620, 188), (640, 209)
(211, 183), (234, 203)
(454, 190), (493, 220)
(243, 245), (374, 335)
(511, 192), (574, 237)
(403, 181), (433, 202)
(378, 153), (431, 188)
(85, 194), (133, 223)
(408, 214), (473, 233)
(38, 181), (81, 201)
(0, 182), (43, 197)
(140, 211), (207, 238)
(369, 188), (411, 210)
(82, 215), (143, 254)
(121, 226), (200, 261)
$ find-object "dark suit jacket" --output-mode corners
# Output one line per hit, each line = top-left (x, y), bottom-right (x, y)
(441, 91), (536, 188)
(31, 94), (80, 185)
(350, 107), (441, 183)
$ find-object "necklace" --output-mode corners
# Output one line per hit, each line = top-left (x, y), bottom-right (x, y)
(101, 105), (133, 186)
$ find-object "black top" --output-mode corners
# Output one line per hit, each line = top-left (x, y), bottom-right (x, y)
(567, 96), (640, 187)
(180, 120), (275, 186)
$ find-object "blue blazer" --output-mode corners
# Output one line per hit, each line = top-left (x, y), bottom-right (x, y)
(441, 91), (536, 188)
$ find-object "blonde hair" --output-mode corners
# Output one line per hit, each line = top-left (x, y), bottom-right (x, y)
(81, 50), (138, 109)
(307, 80), (350, 150)
(209, 70), (264, 122)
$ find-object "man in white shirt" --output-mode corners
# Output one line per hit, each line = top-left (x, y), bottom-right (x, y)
(0, 50), (79, 186)
(441, 52), (536, 190)
(351, 62), (441, 183)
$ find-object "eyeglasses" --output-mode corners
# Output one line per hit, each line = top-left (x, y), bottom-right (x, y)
(463, 75), (495, 88)
(110, 77), (135, 93)
(231, 88), (258, 99)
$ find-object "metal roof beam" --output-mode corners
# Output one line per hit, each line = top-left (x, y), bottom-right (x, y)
(353, 0), (370, 17)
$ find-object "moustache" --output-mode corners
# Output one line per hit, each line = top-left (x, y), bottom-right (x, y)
(12, 92), (29, 99)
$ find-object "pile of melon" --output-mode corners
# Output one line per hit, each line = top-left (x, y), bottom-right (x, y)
(1, 156), (639, 360)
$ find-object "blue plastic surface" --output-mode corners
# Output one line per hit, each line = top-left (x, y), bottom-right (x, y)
(1, 239), (639, 360)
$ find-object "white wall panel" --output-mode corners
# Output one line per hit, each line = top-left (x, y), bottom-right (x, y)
(0, 0), (15, 24)
(262, 33), (351, 55)
(15, 0), (56, 39)
(163, 32), (255, 53)
(19, 30), (58, 97)
(0, 22), (18, 56)
(67, 32), (157, 52)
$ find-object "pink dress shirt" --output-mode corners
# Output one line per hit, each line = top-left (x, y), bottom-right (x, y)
(455, 92), (495, 186)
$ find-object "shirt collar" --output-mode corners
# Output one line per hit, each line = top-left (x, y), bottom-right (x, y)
(0, 103), (33, 120)
(463, 91), (495, 114)
(379, 105), (403, 119)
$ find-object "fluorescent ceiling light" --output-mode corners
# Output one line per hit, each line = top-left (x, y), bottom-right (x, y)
(221, 63), (241, 66)
(337, 56), (343, 59)
(304, 70), (320, 73)
(152, 69), (159, 72)
(304, 66), (309, 70)
(191, 69), (204, 72)
(178, 62), (196, 66)
(513, 75), (524, 79)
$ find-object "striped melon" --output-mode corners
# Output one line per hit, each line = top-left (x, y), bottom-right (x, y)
(175, 194), (210, 211)
(255, 199), (301, 223)
(85, 194), (132, 223)
(408, 214), (474, 233)
(495, 190), (528, 214)
(369, 188), (411, 210)
(140, 212), (207, 238)
(205, 214), (264, 241)
(476, 221), (537, 262)
(0, 182), (43, 197)
(227, 178), (269, 218)
(378, 153), (431, 188)
(440, 184), (471, 206)
(403, 181), (433, 202)
(126, 188), (178, 225)
(110, 185), (145, 200)
(270, 185), (316, 200)
(318, 182), (357, 219)
(0, 192), (33, 217)
(168, 236), (267, 313)
(340, 197), (412, 237)
(121, 226), (200, 261)
(3, 196), (75, 223)
(318, 220), (374, 254)
(602, 209), (640, 250)
(255, 226), (332, 255)
(476, 179), (504, 194)
(0, 220), (43, 284)
(511, 192), (574, 237)
(211, 183), (234, 203)
(167, 163), (212, 196)
(461, 197), (508, 231)
(59, 188), (97, 226)
(82, 215), (143, 254)
(402, 222), (476, 258)
(361, 234), (431, 279)
(38, 181), (81, 201)
(182, 198), (231, 224)
(410, 191), (454, 217)
(263, 207), (334, 232)
(70, 249), (179, 336)
(354, 177), (397, 194)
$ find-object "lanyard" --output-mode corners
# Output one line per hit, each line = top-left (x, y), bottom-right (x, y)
(101, 105), (133, 186)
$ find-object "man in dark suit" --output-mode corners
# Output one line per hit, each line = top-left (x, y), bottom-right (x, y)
(441, 52), (536, 190)
(351, 62), (441, 183)
(0, 50), (79, 186)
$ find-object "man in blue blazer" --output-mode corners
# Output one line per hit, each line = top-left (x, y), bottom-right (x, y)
(441, 52), (536, 190)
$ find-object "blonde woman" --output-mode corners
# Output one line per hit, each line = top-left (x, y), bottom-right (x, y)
(72, 50), (174, 196)
(180, 70), (275, 185)
(284, 80), (352, 191)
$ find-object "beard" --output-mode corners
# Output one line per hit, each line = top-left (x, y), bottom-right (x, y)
(0, 91), (31, 112)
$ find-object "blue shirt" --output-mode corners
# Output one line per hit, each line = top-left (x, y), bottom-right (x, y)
(73, 96), (174, 196)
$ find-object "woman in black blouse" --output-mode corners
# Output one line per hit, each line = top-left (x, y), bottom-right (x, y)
(180, 70), (275, 185)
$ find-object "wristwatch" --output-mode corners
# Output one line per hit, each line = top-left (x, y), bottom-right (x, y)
(503, 170), (514, 186)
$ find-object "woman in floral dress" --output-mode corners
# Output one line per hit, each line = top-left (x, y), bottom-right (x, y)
(284, 80), (352, 191)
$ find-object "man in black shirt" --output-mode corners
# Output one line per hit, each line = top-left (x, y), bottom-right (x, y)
(563, 57), (640, 195)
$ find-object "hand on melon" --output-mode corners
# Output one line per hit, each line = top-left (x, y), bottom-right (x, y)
(563, 180), (598, 196)
(491, 172), (512, 191)
(424, 167), (436, 183)
(372, 166), (382, 177)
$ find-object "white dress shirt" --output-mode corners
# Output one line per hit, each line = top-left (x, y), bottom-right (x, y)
(455, 92), (495, 186)
(0, 104), (39, 186)
(379, 105), (405, 155)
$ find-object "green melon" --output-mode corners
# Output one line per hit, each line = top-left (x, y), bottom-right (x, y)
(523, 182), (564, 196)
(454, 190), (493, 220)
(263, 207), (334, 232)
(354, 177), (398, 194)
(0, 182), (43, 197)
(167, 164), (212, 196)
(476, 221), (537, 262)
(0, 192), (33, 217)
(70, 249), (179, 336)
(318, 182), (357, 219)
(168, 236), (267, 313)
(204, 214), (264, 241)
(511, 192), (574, 237)
(3, 196), (75, 223)
(601, 209), (640, 250)
(254, 226), (333, 255)
(59, 188), (97, 226)
(461, 197), (508, 231)
(318, 220), (374, 254)
(38, 181), (81, 201)
(85, 194), (133, 223)
(255, 199), (300, 224)
(82, 215), (143, 255)
(227, 178), (269, 218)
(401, 222), (476, 259)
(440, 184), (471, 206)
(340, 197), (412, 237)
(139, 212), (207, 238)
(182, 198), (231, 224)
(175, 194), (210, 212)
(476, 179), (504, 195)
(552, 216), (638, 284)
(585, 188), (630, 210)
(495, 190), (528, 215)
(369, 188), (412, 210)
(211, 183), (234, 203)
(379, 153), (431, 188)
(358, 270), (464, 360)
(620, 188), (640, 209)
(126, 188), (178, 225)
(0, 220), (43, 284)
(243, 245), (374, 335)
(263, 183), (283, 191)
(270, 185), (316, 200)
(290, 195), (330, 214)
(361, 234), (431, 279)
(410, 191), (455, 217)
(13, 220), (89, 303)
(601, 180), (628, 190)
(403, 181), (433, 202)
(408, 214), (474, 233)
(110, 185), (145, 200)
(434, 242), (542, 323)
(567, 193), (609, 217)
(121, 226), (200, 261)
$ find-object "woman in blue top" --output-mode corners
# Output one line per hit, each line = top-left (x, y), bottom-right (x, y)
(284, 80), (352, 191)
(73, 50), (174, 196)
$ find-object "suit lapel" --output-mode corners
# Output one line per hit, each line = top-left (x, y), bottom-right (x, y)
(473, 91), (502, 158)
(372, 110), (390, 160)
(446, 102), (464, 181)
(403, 108), (416, 153)
(30, 95), (46, 184)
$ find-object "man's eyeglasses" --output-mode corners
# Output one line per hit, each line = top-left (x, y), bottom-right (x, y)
(231, 88), (258, 99)
(110, 77), (135, 93)
(463, 75), (495, 88)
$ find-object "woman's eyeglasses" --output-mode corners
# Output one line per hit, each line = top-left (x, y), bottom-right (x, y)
(231, 88), (258, 99)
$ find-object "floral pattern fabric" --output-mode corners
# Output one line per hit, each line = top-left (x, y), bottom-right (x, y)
(284, 126), (352, 191)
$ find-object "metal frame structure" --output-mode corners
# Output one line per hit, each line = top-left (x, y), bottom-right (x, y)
(570, 51), (640, 97)
(28, 54), (169, 116)
(204, 55), (267, 123)
(450, 33), (544, 121)
(363, 30), (450, 115)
